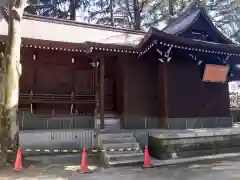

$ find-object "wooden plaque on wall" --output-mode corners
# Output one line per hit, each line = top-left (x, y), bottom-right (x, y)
(202, 64), (229, 83)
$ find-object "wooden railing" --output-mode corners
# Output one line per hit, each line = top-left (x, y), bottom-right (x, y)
(19, 93), (95, 104)
(19, 93), (113, 109)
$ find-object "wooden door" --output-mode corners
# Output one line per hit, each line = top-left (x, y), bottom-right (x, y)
(74, 70), (94, 95)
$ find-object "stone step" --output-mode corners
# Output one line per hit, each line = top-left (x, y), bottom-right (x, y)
(105, 153), (143, 164)
(105, 151), (143, 158)
(98, 132), (143, 166)
(104, 125), (121, 129)
(99, 133), (134, 140)
(99, 136), (135, 141)
(107, 156), (144, 165)
(102, 142), (139, 150)
(103, 149), (142, 155)
(100, 137), (137, 144)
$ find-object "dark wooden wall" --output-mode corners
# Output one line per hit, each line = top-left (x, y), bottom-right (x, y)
(19, 48), (96, 115)
(19, 48), (125, 116)
(121, 51), (231, 129)
(0, 44), (4, 53)
(115, 56), (124, 114)
(158, 63), (167, 119)
(1, 43), (232, 127)
(35, 50), (72, 94)
(104, 57), (115, 111)
(72, 53), (94, 95)
(20, 49), (94, 95)
(124, 54), (158, 116)
(166, 60), (231, 118)
(20, 48), (34, 93)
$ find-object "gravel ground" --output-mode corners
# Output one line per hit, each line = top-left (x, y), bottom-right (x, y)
(2, 155), (240, 180)
(68, 158), (240, 180)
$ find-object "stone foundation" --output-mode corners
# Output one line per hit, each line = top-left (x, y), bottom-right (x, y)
(167, 117), (232, 129)
(148, 128), (240, 160)
(122, 116), (232, 129)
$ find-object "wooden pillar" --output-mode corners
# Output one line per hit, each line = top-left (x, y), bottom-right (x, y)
(31, 52), (37, 114)
(71, 57), (75, 115)
(33, 53), (37, 91)
(100, 55), (105, 129)
(94, 58), (99, 128)
(163, 62), (169, 127)
(122, 57), (128, 129)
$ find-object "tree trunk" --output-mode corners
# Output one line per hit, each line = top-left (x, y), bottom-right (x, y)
(69, 0), (76, 20)
(133, 0), (141, 30)
(0, 0), (26, 167)
(168, 0), (174, 16)
(110, 0), (114, 27)
(0, 46), (7, 168)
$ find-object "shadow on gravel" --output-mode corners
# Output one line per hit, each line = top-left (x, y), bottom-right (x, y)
(0, 153), (102, 179)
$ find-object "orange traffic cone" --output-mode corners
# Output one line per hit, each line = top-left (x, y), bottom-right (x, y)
(143, 145), (151, 168)
(77, 148), (90, 173)
(81, 148), (88, 170)
(14, 147), (22, 171)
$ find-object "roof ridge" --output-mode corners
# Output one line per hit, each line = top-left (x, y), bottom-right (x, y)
(162, 1), (200, 33)
(162, 2), (232, 44)
(23, 14), (146, 36)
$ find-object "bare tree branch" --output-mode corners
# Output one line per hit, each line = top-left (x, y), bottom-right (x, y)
(0, 7), (9, 23)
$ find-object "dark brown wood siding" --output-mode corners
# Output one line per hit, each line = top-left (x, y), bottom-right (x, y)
(34, 50), (73, 94)
(166, 61), (230, 118)
(124, 54), (158, 116)
(20, 48), (34, 93)
(158, 63), (167, 118)
(19, 48), (96, 115)
(115, 56), (124, 114)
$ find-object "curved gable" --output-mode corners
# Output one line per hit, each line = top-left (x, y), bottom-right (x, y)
(163, 3), (232, 44)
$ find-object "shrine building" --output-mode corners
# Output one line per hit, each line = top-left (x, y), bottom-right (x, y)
(0, 3), (238, 130)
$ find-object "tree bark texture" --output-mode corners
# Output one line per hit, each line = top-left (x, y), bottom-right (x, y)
(110, 0), (114, 26)
(0, 0), (26, 167)
(69, 0), (76, 20)
(133, 0), (141, 30)
(168, 0), (174, 16)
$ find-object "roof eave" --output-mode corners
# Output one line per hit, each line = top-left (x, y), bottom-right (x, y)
(140, 27), (240, 56)
(137, 27), (155, 50)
